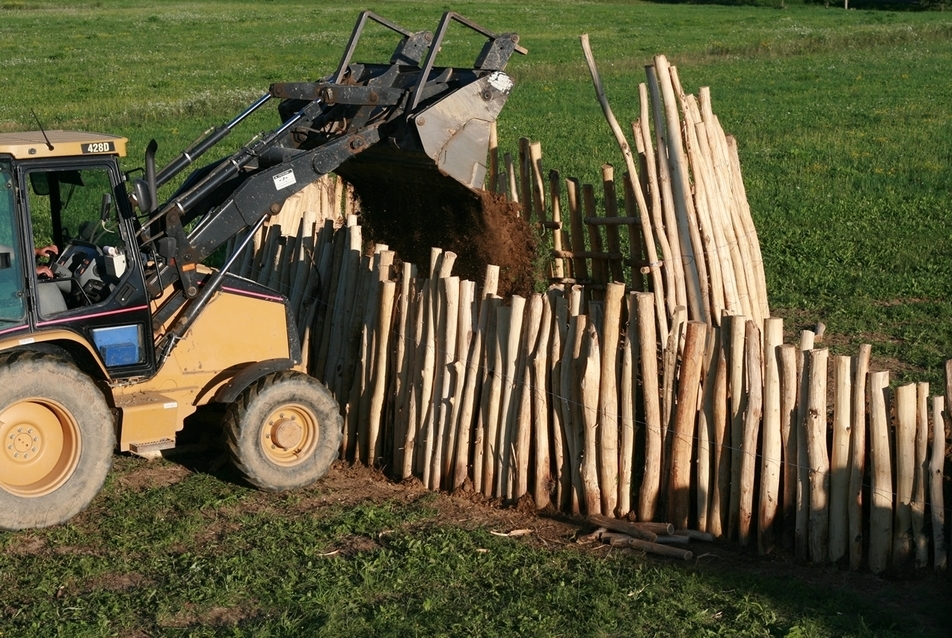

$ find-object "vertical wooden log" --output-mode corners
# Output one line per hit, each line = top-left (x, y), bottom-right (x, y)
(795, 330), (816, 561)
(758, 317), (783, 554)
(930, 395), (947, 573)
(504, 152), (518, 203)
(912, 382), (929, 569)
(598, 282), (624, 515)
(828, 355), (852, 563)
(868, 370), (892, 575)
(497, 296), (526, 499)
(738, 320), (763, 547)
(548, 288), (569, 509)
(618, 293), (637, 519)
(697, 324), (718, 533)
(480, 299), (503, 497)
(668, 321), (707, 531)
(727, 314), (747, 540)
(531, 294), (553, 509)
(893, 383), (916, 571)
(662, 307), (687, 459)
(565, 178), (589, 283)
(561, 289), (585, 514)
(366, 280), (396, 467)
(848, 344), (871, 570)
(488, 121), (499, 193)
(644, 64), (700, 322)
(429, 276), (460, 490)
(636, 292), (663, 522)
(518, 137), (532, 213)
(549, 170), (566, 280)
(708, 324), (729, 537)
(445, 280), (475, 487)
(514, 296), (542, 500)
(579, 317), (602, 515)
(466, 267), (499, 491)
(582, 183), (607, 292)
(636, 83), (680, 316)
(805, 348), (830, 563)
(779, 344), (798, 550)
(601, 165), (624, 283)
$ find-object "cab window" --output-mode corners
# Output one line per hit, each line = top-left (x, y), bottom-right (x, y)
(25, 166), (131, 317)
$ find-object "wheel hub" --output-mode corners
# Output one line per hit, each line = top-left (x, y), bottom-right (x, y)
(270, 415), (303, 450)
(0, 399), (80, 497)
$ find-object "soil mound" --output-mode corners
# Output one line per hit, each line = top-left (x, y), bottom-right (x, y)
(350, 178), (539, 298)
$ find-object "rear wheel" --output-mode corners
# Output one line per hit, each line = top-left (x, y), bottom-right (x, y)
(0, 351), (115, 530)
(223, 371), (342, 491)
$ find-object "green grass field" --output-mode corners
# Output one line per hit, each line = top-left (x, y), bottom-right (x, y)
(2, 1), (952, 635)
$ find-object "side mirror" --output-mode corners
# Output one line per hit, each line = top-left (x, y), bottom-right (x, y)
(100, 192), (113, 223)
(133, 140), (159, 214)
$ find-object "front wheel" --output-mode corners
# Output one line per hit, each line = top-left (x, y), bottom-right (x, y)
(223, 371), (342, 492)
(0, 351), (115, 530)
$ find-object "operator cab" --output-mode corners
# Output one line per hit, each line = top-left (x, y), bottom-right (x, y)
(0, 131), (155, 378)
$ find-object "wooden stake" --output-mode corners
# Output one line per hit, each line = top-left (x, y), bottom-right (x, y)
(668, 321), (707, 531)
(366, 280), (396, 466)
(636, 292), (663, 522)
(829, 355), (851, 563)
(929, 395), (947, 572)
(758, 317), (783, 554)
(618, 293), (637, 519)
(588, 514), (658, 543)
(848, 344), (871, 570)
(565, 178), (589, 283)
(738, 320), (763, 547)
(530, 294), (552, 509)
(912, 382), (929, 569)
(868, 370), (892, 574)
(727, 314), (747, 541)
(893, 383), (916, 571)
(805, 348), (830, 563)
(709, 329), (729, 537)
(795, 330), (816, 561)
(598, 282), (624, 515)
(779, 344), (798, 551)
(579, 316), (602, 515)
(697, 324), (718, 533)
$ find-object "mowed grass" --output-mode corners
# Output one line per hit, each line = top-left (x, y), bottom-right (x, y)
(2, 1), (952, 635)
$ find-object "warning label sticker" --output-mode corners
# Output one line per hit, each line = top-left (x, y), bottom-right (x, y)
(273, 169), (296, 190)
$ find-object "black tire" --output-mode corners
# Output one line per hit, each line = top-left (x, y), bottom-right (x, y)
(0, 351), (115, 530)
(223, 371), (342, 491)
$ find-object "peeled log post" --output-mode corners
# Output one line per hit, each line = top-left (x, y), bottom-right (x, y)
(598, 282), (624, 515)
(636, 86), (678, 318)
(579, 317), (602, 516)
(696, 324), (718, 533)
(893, 383), (916, 571)
(779, 344), (798, 551)
(530, 294), (553, 509)
(667, 321), (707, 531)
(848, 344), (871, 570)
(548, 288), (569, 509)
(795, 330), (816, 562)
(738, 320), (763, 547)
(930, 395), (947, 573)
(366, 280), (396, 467)
(617, 292), (637, 519)
(727, 314), (747, 541)
(514, 296), (543, 500)
(828, 355), (851, 563)
(654, 55), (709, 323)
(805, 348), (830, 564)
(561, 293), (585, 514)
(913, 382), (929, 569)
(636, 292), (663, 522)
(758, 317), (783, 555)
(867, 370), (892, 575)
(479, 299), (503, 497)
(709, 333), (729, 538)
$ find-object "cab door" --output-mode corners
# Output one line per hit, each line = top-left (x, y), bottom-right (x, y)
(17, 158), (156, 379)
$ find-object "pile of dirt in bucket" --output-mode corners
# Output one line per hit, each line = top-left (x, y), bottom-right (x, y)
(350, 180), (539, 298)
